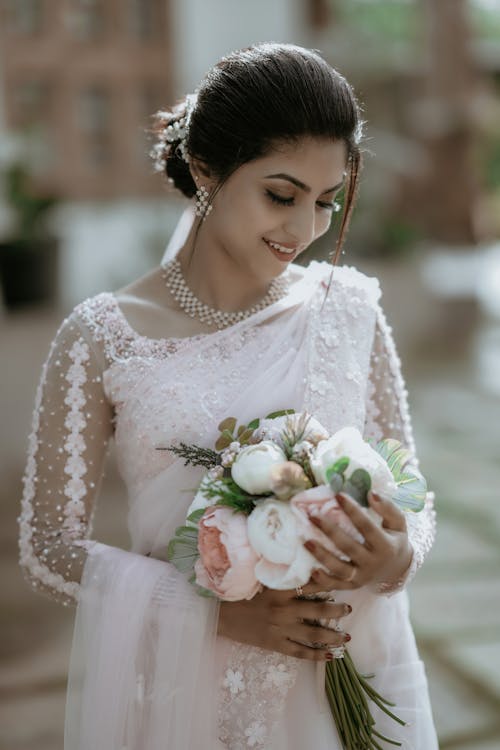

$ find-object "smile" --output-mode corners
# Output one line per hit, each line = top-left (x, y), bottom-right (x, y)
(263, 238), (298, 262)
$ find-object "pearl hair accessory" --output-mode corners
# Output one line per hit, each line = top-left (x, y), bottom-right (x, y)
(150, 92), (197, 172)
(161, 258), (290, 330)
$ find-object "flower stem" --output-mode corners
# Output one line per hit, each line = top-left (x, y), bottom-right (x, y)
(323, 649), (405, 749)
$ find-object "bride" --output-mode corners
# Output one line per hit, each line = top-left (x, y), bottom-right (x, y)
(18, 42), (438, 749)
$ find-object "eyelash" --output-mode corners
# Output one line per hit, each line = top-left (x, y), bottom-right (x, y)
(265, 190), (339, 211)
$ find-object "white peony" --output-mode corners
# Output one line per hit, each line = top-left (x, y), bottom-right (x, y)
(247, 499), (316, 589)
(310, 426), (397, 500)
(231, 441), (287, 495)
(252, 413), (329, 449)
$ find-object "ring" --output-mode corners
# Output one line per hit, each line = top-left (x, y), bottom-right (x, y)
(346, 567), (356, 582)
(295, 586), (304, 597)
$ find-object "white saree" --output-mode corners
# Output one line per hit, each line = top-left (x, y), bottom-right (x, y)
(19, 215), (437, 748)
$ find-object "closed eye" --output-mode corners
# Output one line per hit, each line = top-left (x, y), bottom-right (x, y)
(266, 190), (294, 206)
(266, 190), (340, 211)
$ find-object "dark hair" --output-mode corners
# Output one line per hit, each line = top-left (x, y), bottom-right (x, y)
(150, 42), (364, 264)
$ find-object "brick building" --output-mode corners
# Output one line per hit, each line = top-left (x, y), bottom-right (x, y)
(0, 0), (173, 199)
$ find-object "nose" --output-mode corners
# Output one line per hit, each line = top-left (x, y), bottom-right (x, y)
(282, 204), (316, 250)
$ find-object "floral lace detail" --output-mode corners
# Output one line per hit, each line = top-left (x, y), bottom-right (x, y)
(75, 292), (203, 365)
(218, 644), (298, 749)
(19, 335), (81, 603)
(62, 339), (91, 541)
(304, 265), (381, 435)
(363, 301), (436, 594)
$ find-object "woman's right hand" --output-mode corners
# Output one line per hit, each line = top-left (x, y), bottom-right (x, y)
(217, 583), (352, 661)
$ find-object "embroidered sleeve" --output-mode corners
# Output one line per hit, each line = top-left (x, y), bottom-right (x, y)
(18, 312), (114, 607)
(363, 302), (436, 594)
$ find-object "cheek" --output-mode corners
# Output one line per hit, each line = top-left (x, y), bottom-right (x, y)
(316, 212), (334, 239)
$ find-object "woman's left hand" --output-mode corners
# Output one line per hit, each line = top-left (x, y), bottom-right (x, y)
(304, 491), (413, 591)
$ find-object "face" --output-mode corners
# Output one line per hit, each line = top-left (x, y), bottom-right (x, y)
(194, 137), (348, 280)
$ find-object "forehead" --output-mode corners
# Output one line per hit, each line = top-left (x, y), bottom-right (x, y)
(245, 137), (348, 183)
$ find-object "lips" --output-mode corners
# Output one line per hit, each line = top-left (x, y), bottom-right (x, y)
(263, 238), (298, 262)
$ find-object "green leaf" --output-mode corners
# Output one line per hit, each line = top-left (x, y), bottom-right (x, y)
(166, 528), (199, 575)
(215, 434), (232, 451)
(188, 573), (217, 598)
(265, 409), (296, 419)
(331, 456), (350, 476)
(218, 417), (237, 433)
(239, 428), (255, 444)
(186, 508), (207, 525)
(374, 439), (427, 512)
(346, 468), (372, 507)
(392, 466), (427, 512)
(247, 418), (260, 430)
(340, 474), (371, 507)
(327, 470), (344, 494)
(374, 439), (412, 481)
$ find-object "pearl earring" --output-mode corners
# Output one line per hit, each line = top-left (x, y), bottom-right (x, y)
(194, 185), (212, 219)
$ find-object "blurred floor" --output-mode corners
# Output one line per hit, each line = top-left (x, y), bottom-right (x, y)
(1, 261), (499, 749)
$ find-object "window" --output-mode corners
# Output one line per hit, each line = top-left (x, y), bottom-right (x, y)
(4, 0), (44, 34)
(77, 85), (113, 170)
(65, 0), (106, 40)
(127, 0), (165, 40)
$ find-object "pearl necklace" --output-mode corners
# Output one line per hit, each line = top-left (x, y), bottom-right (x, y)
(161, 258), (290, 330)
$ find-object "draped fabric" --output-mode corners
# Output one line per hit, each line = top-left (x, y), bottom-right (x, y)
(19, 235), (437, 747)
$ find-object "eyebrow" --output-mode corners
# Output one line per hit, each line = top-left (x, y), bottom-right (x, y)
(264, 172), (345, 194)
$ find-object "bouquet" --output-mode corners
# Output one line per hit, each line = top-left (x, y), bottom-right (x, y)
(162, 411), (427, 750)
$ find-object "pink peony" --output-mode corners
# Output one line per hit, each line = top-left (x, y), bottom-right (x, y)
(290, 485), (364, 563)
(195, 506), (261, 601)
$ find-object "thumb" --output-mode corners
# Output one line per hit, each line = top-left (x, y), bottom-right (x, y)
(368, 491), (406, 532)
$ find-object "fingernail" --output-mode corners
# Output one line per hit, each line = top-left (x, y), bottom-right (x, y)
(346, 604), (352, 614)
(370, 491), (381, 502)
(344, 633), (351, 642)
(304, 540), (315, 552)
(310, 516), (321, 527)
(336, 493), (346, 504)
(325, 652), (333, 661)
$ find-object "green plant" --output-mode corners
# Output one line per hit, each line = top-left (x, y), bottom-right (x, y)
(4, 163), (58, 242)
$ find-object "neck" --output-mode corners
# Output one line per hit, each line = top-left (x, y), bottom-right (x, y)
(176, 221), (277, 312)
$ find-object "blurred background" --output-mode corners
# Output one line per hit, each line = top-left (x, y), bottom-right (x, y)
(1, 0), (499, 748)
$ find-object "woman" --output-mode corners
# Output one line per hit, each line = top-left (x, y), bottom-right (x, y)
(18, 43), (438, 748)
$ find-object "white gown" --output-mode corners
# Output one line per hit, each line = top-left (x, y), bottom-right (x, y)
(18, 254), (438, 748)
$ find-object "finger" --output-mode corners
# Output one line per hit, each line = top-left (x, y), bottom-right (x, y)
(280, 641), (336, 661)
(303, 539), (357, 579)
(291, 623), (350, 648)
(368, 491), (407, 532)
(287, 600), (352, 623)
(309, 568), (362, 591)
(334, 492), (382, 548)
(312, 520), (370, 567)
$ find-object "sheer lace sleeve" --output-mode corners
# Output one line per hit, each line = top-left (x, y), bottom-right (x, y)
(364, 301), (436, 594)
(18, 310), (114, 607)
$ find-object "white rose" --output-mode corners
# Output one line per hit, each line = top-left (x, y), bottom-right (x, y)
(247, 499), (315, 589)
(310, 426), (397, 500)
(231, 441), (287, 494)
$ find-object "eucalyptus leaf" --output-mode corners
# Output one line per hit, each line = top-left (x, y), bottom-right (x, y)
(186, 508), (207, 525)
(247, 418), (260, 430)
(331, 456), (350, 475)
(218, 417), (237, 433)
(346, 468), (372, 507)
(327, 470), (344, 494)
(341, 479), (364, 505)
